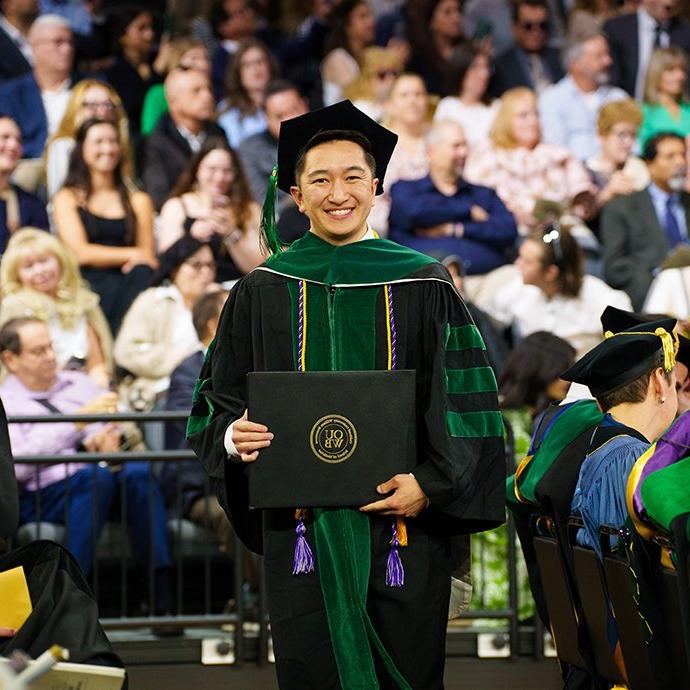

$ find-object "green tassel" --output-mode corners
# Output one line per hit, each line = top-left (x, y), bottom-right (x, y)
(259, 165), (283, 258)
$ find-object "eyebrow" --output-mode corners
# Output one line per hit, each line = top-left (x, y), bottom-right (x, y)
(306, 166), (368, 178)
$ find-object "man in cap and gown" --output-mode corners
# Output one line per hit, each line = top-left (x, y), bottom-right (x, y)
(187, 100), (506, 688)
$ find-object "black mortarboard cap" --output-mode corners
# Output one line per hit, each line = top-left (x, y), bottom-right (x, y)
(600, 305), (690, 368)
(276, 100), (398, 195)
(562, 317), (678, 397)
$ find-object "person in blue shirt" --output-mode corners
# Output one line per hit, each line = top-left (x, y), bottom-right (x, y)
(388, 119), (517, 276)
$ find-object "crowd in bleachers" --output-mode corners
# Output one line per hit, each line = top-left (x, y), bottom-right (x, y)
(4, 0), (690, 639)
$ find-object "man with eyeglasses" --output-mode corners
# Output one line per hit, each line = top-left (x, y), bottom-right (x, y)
(490, 0), (563, 97)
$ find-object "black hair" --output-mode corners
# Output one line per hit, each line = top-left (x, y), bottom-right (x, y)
(511, 0), (550, 23)
(0, 317), (42, 355)
(323, 0), (369, 58)
(294, 129), (376, 185)
(107, 4), (156, 53)
(264, 79), (301, 102)
(149, 235), (216, 287)
(443, 42), (492, 102)
(642, 131), (686, 161)
(192, 290), (228, 340)
(498, 331), (575, 417)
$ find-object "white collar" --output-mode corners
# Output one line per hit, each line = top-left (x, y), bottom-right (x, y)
(0, 15), (25, 44)
(638, 7), (658, 30)
(308, 224), (378, 242)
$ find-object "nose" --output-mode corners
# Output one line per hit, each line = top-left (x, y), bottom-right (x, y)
(328, 178), (349, 203)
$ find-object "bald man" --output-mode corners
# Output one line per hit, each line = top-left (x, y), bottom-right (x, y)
(143, 68), (227, 210)
(388, 120), (517, 277)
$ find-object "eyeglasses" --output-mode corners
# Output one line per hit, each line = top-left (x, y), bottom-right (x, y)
(83, 101), (116, 111)
(184, 260), (216, 272)
(519, 21), (549, 32)
(375, 69), (400, 80)
(542, 223), (563, 264)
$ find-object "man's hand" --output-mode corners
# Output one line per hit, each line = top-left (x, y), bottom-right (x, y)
(232, 410), (273, 463)
(470, 205), (489, 222)
(84, 423), (122, 453)
(0, 628), (16, 638)
(360, 473), (429, 517)
(75, 392), (119, 429)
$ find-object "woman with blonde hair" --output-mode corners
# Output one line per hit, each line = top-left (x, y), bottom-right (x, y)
(0, 227), (113, 386)
(343, 46), (403, 122)
(44, 79), (132, 199)
(639, 46), (690, 148)
(464, 87), (594, 231)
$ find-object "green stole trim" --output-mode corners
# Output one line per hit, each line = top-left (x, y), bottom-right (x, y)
(287, 280), (411, 690)
(640, 456), (690, 535)
(186, 341), (216, 437)
(262, 230), (437, 286)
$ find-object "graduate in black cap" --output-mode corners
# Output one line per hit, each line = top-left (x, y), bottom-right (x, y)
(567, 319), (679, 558)
(186, 100), (506, 689)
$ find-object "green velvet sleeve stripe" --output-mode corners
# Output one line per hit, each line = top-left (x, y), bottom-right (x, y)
(186, 378), (215, 438)
(447, 410), (503, 438)
(445, 366), (497, 394)
(445, 323), (486, 351)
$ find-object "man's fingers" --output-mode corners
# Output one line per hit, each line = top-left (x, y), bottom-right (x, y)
(235, 431), (273, 443)
(360, 496), (396, 512)
(235, 420), (270, 433)
(236, 438), (272, 453)
(241, 450), (259, 463)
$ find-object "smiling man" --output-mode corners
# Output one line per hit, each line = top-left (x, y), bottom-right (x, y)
(187, 100), (505, 689)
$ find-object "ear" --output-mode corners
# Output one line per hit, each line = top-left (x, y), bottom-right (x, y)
(543, 264), (559, 283)
(0, 350), (16, 373)
(370, 177), (378, 207)
(290, 185), (305, 213)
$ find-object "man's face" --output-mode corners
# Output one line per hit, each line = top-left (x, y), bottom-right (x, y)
(647, 136), (687, 190)
(2, 322), (57, 391)
(574, 36), (612, 85)
(642, 0), (676, 23)
(265, 89), (308, 140)
(0, 118), (22, 175)
(514, 4), (550, 53)
(172, 70), (214, 122)
(290, 140), (377, 245)
(428, 123), (468, 179)
(6, 0), (40, 23)
(30, 24), (73, 76)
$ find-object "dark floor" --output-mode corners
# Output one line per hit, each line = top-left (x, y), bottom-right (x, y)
(127, 658), (563, 689)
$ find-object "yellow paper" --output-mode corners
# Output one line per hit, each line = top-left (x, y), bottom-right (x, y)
(0, 565), (32, 631)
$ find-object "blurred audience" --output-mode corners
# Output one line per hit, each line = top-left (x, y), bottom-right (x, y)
(321, 0), (376, 105)
(217, 38), (277, 148)
(0, 228), (112, 387)
(52, 118), (156, 335)
(490, 0), (564, 98)
(343, 45), (403, 122)
(604, 0), (690, 99)
(140, 36), (211, 136)
(0, 115), (49, 251)
(158, 138), (263, 280)
(0, 14), (75, 159)
(539, 30), (627, 161)
(143, 67), (225, 210)
(465, 87), (594, 232)
(44, 78), (132, 200)
(586, 99), (650, 212)
(485, 224), (631, 357)
(0, 0), (37, 83)
(639, 47), (690, 149)
(114, 237), (217, 402)
(389, 120), (517, 277)
(645, 263), (690, 320)
(434, 43), (498, 148)
(601, 132), (690, 309)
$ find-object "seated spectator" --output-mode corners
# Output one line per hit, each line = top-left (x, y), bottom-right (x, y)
(343, 46), (403, 122)
(0, 317), (175, 611)
(162, 289), (232, 549)
(0, 228), (112, 387)
(103, 6), (164, 142)
(538, 30), (627, 161)
(601, 132), (689, 309)
(52, 118), (156, 335)
(586, 99), (650, 212)
(490, 0), (564, 98)
(0, 14), (74, 160)
(217, 38), (277, 149)
(0, 116), (49, 251)
(142, 67), (225, 210)
(639, 47), (690, 150)
(389, 120), (517, 278)
(433, 43), (499, 148)
(0, 0), (35, 84)
(140, 36), (211, 136)
(158, 139), (263, 281)
(44, 79), (132, 200)
(369, 73), (431, 233)
(566, 318), (679, 557)
(114, 237), (217, 403)
(320, 0), (375, 105)
(645, 264), (690, 320)
(485, 224), (632, 357)
(405, 0), (464, 96)
(465, 87), (595, 232)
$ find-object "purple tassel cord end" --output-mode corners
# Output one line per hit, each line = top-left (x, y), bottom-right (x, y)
(386, 522), (405, 587)
(292, 512), (315, 575)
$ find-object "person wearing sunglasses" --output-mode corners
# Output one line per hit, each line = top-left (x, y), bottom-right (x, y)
(490, 0), (564, 97)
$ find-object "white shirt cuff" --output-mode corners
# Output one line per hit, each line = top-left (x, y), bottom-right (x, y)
(224, 420), (240, 458)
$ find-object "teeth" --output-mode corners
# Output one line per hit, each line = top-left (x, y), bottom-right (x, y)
(327, 209), (352, 216)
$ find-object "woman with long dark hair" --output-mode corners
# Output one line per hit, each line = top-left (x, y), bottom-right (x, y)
(52, 118), (156, 334)
(157, 137), (263, 281)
